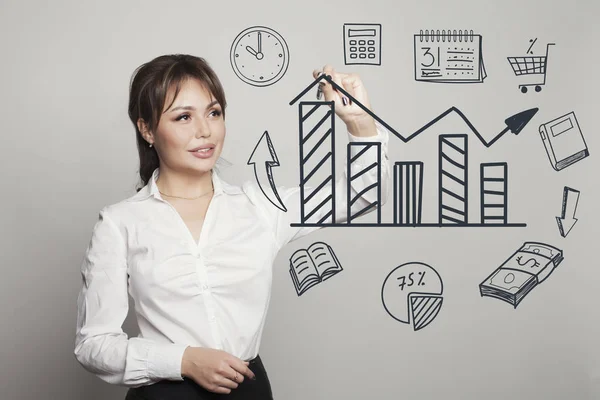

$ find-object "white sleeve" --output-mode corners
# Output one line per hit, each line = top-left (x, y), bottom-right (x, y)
(261, 120), (391, 249)
(73, 207), (189, 387)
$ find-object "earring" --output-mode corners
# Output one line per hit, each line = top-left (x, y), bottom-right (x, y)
(149, 143), (153, 148)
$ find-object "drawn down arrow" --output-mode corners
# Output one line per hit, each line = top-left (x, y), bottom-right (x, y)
(556, 186), (580, 238)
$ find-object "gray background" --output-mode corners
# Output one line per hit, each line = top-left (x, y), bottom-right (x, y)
(1, 0), (598, 399)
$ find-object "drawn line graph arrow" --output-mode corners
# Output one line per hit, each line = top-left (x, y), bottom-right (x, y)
(247, 131), (287, 212)
(289, 74), (539, 147)
(556, 186), (580, 237)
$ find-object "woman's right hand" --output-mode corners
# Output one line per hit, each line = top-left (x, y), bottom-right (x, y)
(180, 346), (256, 394)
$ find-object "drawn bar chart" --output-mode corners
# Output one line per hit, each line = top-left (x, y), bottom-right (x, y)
(393, 162), (424, 225)
(347, 142), (382, 224)
(480, 162), (508, 224)
(439, 134), (468, 225)
(299, 101), (336, 224)
(289, 74), (528, 228)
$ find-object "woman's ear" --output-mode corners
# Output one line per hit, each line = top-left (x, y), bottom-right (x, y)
(137, 118), (152, 143)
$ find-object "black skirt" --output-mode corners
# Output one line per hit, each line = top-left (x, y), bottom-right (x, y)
(124, 355), (273, 400)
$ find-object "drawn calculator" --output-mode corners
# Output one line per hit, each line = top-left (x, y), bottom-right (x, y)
(343, 23), (382, 66)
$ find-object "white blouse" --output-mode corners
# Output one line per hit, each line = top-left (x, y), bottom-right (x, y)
(74, 122), (391, 387)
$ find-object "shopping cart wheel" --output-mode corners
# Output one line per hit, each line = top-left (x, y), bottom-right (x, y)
(521, 86), (528, 93)
(535, 86), (542, 92)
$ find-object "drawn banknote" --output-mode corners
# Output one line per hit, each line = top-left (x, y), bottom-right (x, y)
(479, 241), (564, 308)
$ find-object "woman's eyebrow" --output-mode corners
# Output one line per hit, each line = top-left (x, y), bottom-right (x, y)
(168, 101), (219, 113)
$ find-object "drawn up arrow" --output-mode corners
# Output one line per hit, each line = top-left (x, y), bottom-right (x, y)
(247, 131), (287, 212)
(289, 74), (539, 147)
(556, 186), (580, 237)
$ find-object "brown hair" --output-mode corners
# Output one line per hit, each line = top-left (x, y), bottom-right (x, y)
(128, 54), (227, 192)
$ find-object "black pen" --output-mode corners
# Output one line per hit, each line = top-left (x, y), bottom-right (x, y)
(316, 73), (349, 106)
(316, 72), (324, 100)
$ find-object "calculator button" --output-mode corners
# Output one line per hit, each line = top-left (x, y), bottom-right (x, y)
(359, 54), (366, 59)
(368, 54), (375, 59)
(359, 47), (366, 52)
(368, 47), (375, 52)
(358, 40), (366, 45)
(350, 54), (357, 59)
(368, 40), (375, 45)
(349, 40), (357, 45)
(350, 47), (357, 52)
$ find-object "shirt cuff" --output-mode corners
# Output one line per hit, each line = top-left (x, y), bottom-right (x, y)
(346, 120), (390, 161)
(347, 119), (390, 143)
(147, 342), (190, 381)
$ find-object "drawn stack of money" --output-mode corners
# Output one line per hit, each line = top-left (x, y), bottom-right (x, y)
(479, 242), (564, 308)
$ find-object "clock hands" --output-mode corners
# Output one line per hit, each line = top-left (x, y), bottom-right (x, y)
(254, 31), (264, 60)
(246, 45), (258, 57)
(258, 31), (262, 54)
(244, 32), (265, 60)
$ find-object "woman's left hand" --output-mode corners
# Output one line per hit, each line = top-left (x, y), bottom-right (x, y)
(312, 65), (377, 137)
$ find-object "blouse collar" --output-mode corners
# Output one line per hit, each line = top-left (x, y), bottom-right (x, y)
(127, 166), (241, 202)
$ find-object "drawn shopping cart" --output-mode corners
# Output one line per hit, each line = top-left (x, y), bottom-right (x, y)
(507, 43), (555, 93)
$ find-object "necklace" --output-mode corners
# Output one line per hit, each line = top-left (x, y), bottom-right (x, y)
(158, 183), (214, 200)
(159, 189), (213, 200)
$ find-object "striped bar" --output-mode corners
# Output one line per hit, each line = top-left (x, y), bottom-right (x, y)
(480, 162), (508, 224)
(299, 102), (335, 224)
(394, 162), (424, 225)
(438, 134), (468, 225)
(347, 142), (381, 224)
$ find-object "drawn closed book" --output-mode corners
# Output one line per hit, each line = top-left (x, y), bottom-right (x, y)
(479, 242), (564, 308)
(289, 242), (343, 296)
(539, 112), (589, 171)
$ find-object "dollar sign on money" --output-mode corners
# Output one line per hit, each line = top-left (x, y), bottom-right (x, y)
(516, 255), (540, 269)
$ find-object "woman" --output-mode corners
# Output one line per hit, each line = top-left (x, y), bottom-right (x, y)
(74, 54), (391, 399)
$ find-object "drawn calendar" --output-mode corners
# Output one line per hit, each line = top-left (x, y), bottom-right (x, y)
(414, 29), (487, 83)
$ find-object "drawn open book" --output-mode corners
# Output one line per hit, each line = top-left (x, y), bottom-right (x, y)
(289, 242), (343, 296)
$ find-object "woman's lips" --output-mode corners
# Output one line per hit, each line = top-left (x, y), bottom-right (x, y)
(190, 147), (214, 159)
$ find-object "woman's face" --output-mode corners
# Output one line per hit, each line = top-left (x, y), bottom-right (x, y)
(148, 78), (225, 174)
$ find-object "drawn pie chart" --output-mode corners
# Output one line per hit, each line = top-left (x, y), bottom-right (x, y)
(381, 262), (444, 331)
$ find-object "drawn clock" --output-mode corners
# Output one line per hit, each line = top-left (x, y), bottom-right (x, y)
(230, 26), (289, 87)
